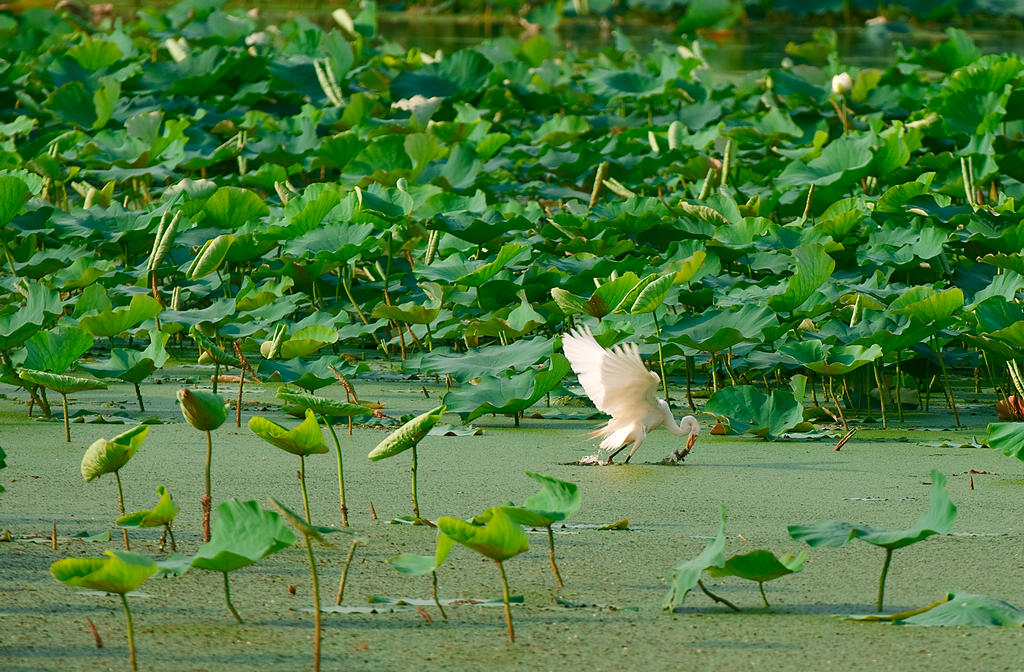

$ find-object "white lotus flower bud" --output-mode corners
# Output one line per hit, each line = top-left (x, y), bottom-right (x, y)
(832, 72), (853, 96)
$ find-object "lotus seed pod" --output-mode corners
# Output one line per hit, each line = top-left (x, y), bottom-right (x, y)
(831, 72), (853, 95)
(177, 388), (227, 431)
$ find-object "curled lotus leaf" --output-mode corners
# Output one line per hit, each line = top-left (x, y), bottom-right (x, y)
(82, 425), (149, 482)
(177, 388), (227, 431)
(249, 409), (328, 456)
(368, 405), (445, 461)
(191, 499), (297, 573)
(437, 507), (529, 562)
(18, 368), (107, 394)
(50, 550), (157, 594)
(117, 485), (179, 528)
(275, 386), (370, 418)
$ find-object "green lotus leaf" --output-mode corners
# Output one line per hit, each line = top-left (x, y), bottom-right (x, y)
(117, 485), (179, 528)
(82, 425), (149, 482)
(780, 342), (882, 376)
(788, 470), (956, 550)
(704, 385), (803, 440)
(19, 325), (94, 373)
(249, 410), (328, 456)
(846, 591), (1024, 626)
(191, 499), (296, 573)
(442, 355), (569, 422)
(18, 368), (107, 395)
(518, 472), (581, 525)
(202, 186), (270, 230)
(387, 532), (456, 576)
(368, 405), (445, 461)
(268, 496), (342, 547)
(767, 244), (836, 314)
(437, 507), (529, 562)
(630, 273), (675, 315)
(986, 423), (1024, 462)
(665, 305), (777, 353)
(0, 284), (62, 352)
(50, 550), (157, 594)
(663, 507), (727, 610)
(189, 326), (241, 367)
(278, 324), (339, 359)
(177, 388), (227, 431)
(77, 294), (162, 339)
(707, 549), (807, 583)
(409, 337), (555, 382)
(0, 174), (31, 227)
(889, 287), (963, 323)
(275, 387), (370, 419)
(81, 330), (170, 384)
(256, 355), (352, 391)
(371, 302), (441, 325)
(186, 234), (234, 281)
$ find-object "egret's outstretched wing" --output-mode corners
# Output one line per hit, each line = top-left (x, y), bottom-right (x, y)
(562, 327), (659, 419)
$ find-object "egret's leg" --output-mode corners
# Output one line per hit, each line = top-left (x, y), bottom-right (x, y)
(605, 443), (630, 464)
(623, 439), (644, 463)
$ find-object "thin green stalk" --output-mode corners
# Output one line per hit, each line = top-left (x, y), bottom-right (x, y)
(114, 471), (130, 551)
(932, 336), (961, 428)
(877, 547), (894, 612)
(304, 536), (323, 672)
(322, 418), (348, 526)
(212, 361), (220, 393)
(431, 570), (447, 621)
(299, 455), (311, 524)
(895, 350), (905, 422)
(61, 392), (70, 442)
(202, 429), (212, 543)
(697, 579), (740, 612)
(828, 377), (848, 431)
(411, 444), (420, 521)
(134, 383), (145, 412)
(335, 538), (361, 605)
(872, 361), (888, 429)
(342, 264), (369, 325)
(758, 581), (769, 608)
(496, 560), (515, 643)
(223, 571), (243, 623)
(546, 526), (563, 589)
(652, 311), (669, 403)
(235, 367), (244, 427)
(120, 593), (138, 671)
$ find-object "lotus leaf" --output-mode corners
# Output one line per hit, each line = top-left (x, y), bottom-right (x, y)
(192, 499), (296, 573)
(437, 507), (529, 562)
(117, 485), (179, 529)
(663, 507), (727, 610)
(443, 355), (570, 423)
(985, 423), (1024, 462)
(18, 325), (94, 373)
(704, 385), (803, 440)
(77, 294), (162, 339)
(50, 549), (157, 594)
(250, 410), (328, 456)
(368, 405), (444, 461)
(82, 426), (148, 482)
(846, 591), (1024, 627)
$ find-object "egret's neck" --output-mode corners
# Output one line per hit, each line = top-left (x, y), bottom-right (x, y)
(661, 405), (687, 436)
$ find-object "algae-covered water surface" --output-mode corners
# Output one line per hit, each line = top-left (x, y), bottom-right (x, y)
(1, 371), (1021, 672)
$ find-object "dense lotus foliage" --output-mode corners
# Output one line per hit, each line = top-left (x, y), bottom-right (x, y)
(5, 3), (1024, 444)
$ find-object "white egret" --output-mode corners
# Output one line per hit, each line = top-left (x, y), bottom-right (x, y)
(562, 326), (700, 464)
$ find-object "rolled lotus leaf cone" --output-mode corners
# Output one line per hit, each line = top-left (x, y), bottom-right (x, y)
(368, 405), (445, 461)
(177, 388), (227, 431)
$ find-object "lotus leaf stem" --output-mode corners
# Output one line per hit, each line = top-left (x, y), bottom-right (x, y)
(872, 361), (888, 429)
(335, 538), (361, 605)
(697, 580), (740, 612)
(120, 593), (138, 670)
(652, 311), (669, 403)
(411, 444), (420, 521)
(299, 455), (311, 524)
(114, 470), (130, 551)
(223, 571), (243, 623)
(758, 582), (769, 608)
(496, 560), (515, 643)
(322, 417), (348, 526)
(431, 570), (447, 621)
(877, 547), (894, 612)
(828, 377), (848, 431)
(546, 526), (563, 589)
(60, 392), (70, 442)
(212, 361), (220, 393)
(895, 351), (904, 422)
(303, 536), (323, 672)
(133, 383), (145, 412)
(202, 429), (213, 542)
(932, 336), (960, 428)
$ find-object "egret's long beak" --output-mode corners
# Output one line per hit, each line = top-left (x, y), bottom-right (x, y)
(685, 432), (698, 451)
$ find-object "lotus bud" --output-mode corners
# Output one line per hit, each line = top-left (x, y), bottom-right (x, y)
(177, 388), (227, 431)
(831, 72), (853, 96)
